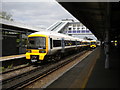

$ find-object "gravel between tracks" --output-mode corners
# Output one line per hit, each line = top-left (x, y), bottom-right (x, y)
(24, 51), (92, 88)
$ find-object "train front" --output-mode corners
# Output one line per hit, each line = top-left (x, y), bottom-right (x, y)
(90, 41), (97, 49)
(26, 34), (48, 63)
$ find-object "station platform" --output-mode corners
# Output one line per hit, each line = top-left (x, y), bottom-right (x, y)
(86, 47), (119, 88)
(0, 54), (25, 62)
(45, 47), (119, 89)
(0, 54), (27, 68)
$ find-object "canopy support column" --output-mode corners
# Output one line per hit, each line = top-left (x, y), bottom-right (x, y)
(105, 2), (110, 69)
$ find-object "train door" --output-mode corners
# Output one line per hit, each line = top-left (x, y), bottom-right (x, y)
(61, 38), (65, 53)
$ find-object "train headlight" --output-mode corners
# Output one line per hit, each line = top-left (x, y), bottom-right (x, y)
(26, 50), (31, 53)
(39, 51), (46, 53)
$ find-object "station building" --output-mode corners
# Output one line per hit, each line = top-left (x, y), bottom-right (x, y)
(1, 19), (41, 56)
(47, 19), (97, 40)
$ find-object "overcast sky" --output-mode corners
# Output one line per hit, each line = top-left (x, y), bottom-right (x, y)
(2, 0), (78, 28)
(1, 0), (97, 40)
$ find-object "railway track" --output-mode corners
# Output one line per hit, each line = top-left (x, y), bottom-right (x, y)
(1, 50), (88, 89)
(1, 64), (30, 75)
(1, 64), (36, 81)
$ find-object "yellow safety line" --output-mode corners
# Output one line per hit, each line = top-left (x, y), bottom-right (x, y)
(81, 49), (100, 89)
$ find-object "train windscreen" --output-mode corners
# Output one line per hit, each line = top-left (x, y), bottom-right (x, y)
(91, 42), (96, 45)
(27, 37), (46, 49)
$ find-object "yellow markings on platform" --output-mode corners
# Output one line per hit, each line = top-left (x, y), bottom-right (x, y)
(81, 49), (100, 89)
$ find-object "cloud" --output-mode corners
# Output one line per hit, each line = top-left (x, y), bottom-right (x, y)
(2, 2), (78, 28)
(2, 0), (56, 2)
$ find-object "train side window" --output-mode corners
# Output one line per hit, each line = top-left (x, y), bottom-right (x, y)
(65, 40), (72, 46)
(77, 41), (80, 45)
(50, 38), (53, 49)
(71, 41), (76, 45)
(65, 40), (69, 46)
(53, 40), (61, 47)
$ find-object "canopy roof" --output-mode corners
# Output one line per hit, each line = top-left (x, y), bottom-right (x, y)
(57, 2), (120, 41)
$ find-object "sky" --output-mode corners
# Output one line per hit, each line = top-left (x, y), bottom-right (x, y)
(1, 0), (97, 40)
(2, 0), (78, 28)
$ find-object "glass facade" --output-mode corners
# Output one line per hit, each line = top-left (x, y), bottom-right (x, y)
(66, 30), (91, 34)
(64, 23), (92, 34)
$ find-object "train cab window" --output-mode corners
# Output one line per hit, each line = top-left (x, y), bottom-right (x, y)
(53, 40), (61, 47)
(91, 42), (96, 45)
(27, 37), (46, 49)
(71, 41), (76, 45)
(76, 41), (81, 45)
(65, 40), (71, 46)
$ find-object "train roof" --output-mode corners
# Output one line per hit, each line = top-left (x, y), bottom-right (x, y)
(29, 31), (83, 41)
(90, 40), (97, 42)
(81, 39), (90, 42)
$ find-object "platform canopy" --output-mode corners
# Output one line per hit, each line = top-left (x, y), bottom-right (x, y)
(1, 18), (43, 32)
(56, 1), (120, 41)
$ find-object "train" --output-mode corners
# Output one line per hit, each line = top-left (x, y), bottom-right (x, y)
(89, 40), (97, 49)
(25, 31), (94, 63)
